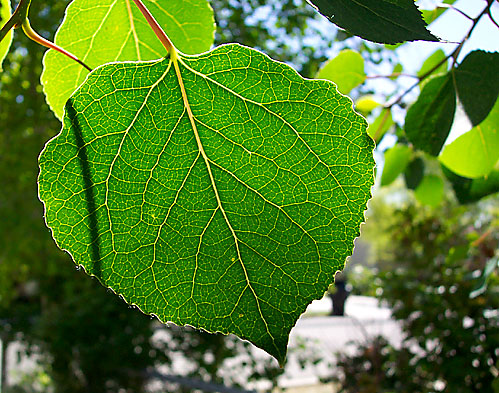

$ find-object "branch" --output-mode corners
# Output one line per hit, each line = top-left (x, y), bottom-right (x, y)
(385, 0), (494, 109)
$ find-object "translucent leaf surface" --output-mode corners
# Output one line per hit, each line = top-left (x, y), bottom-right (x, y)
(0, 0), (13, 70)
(381, 144), (412, 186)
(440, 99), (499, 179)
(41, 0), (215, 120)
(38, 44), (375, 364)
(368, 108), (393, 143)
(454, 50), (499, 126)
(307, 0), (438, 44)
(317, 49), (365, 94)
(418, 49), (447, 81)
(414, 175), (443, 207)
(405, 75), (456, 156)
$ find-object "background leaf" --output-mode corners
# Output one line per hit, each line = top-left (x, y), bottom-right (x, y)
(418, 49), (447, 81)
(307, 0), (438, 44)
(368, 108), (393, 143)
(381, 144), (412, 186)
(0, 0), (13, 70)
(41, 0), (215, 120)
(316, 49), (365, 94)
(404, 157), (424, 190)
(439, 98), (499, 179)
(405, 75), (456, 156)
(443, 166), (499, 204)
(38, 44), (375, 364)
(454, 50), (499, 126)
(414, 175), (444, 207)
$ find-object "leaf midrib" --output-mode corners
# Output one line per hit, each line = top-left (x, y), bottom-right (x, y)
(171, 52), (278, 356)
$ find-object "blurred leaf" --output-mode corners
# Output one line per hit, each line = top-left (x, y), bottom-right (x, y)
(317, 49), (365, 94)
(0, 0), (13, 70)
(307, 0), (438, 44)
(41, 0), (215, 120)
(391, 63), (403, 80)
(454, 50), (499, 126)
(405, 75), (456, 156)
(440, 99), (499, 178)
(404, 157), (424, 190)
(38, 44), (375, 364)
(414, 175), (444, 207)
(381, 144), (412, 186)
(418, 49), (447, 80)
(443, 166), (499, 204)
(470, 257), (498, 299)
(356, 95), (380, 114)
(368, 108), (393, 143)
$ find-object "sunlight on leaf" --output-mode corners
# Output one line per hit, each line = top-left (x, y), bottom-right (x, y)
(38, 44), (375, 364)
(41, 0), (215, 120)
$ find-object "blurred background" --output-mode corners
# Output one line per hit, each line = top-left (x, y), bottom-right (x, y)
(1, 0), (498, 392)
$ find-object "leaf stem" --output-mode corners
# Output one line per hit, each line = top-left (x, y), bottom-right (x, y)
(0, 0), (92, 71)
(131, 0), (175, 54)
(21, 19), (92, 72)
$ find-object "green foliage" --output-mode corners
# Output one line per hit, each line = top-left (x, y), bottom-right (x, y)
(405, 74), (456, 156)
(440, 99), (499, 178)
(306, 0), (438, 44)
(316, 49), (365, 94)
(417, 48), (447, 80)
(41, 0), (215, 119)
(38, 43), (374, 363)
(1, 0), (499, 381)
(413, 174), (444, 207)
(453, 50), (499, 126)
(403, 156), (424, 190)
(380, 144), (412, 186)
(333, 200), (499, 392)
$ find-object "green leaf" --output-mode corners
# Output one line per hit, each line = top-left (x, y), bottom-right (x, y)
(38, 44), (375, 364)
(355, 95), (380, 115)
(307, 0), (438, 44)
(439, 98), (499, 179)
(368, 108), (393, 143)
(443, 166), (499, 204)
(418, 49), (447, 79)
(0, 0), (13, 70)
(381, 144), (412, 186)
(390, 63), (403, 80)
(404, 157), (424, 190)
(317, 49), (365, 94)
(41, 0), (215, 120)
(454, 50), (499, 126)
(405, 75), (456, 156)
(414, 175), (444, 207)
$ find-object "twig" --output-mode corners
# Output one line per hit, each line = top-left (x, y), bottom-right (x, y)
(366, 73), (418, 80)
(385, 0), (494, 109)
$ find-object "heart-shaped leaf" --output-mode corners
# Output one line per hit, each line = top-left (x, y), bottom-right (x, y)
(39, 44), (374, 363)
